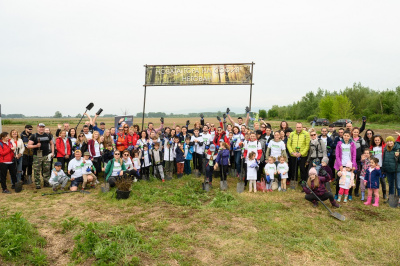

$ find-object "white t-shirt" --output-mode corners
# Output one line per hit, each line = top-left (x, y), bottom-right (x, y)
(200, 132), (212, 148)
(49, 169), (67, 184)
(163, 141), (174, 161)
(341, 143), (351, 167)
(320, 136), (328, 146)
(143, 150), (151, 167)
(246, 159), (257, 180)
(85, 132), (92, 140)
(268, 140), (286, 159)
(112, 161), (122, 177)
(94, 141), (101, 157)
(244, 140), (261, 163)
(191, 135), (205, 154)
(68, 158), (84, 178)
(133, 157), (141, 170)
(373, 146), (383, 166)
(123, 157), (134, 170)
(69, 137), (77, 147)
(82, 159), (94, 174)
(232, 133), (244, 149)
(264, 163), (277, 180)
(277, 162), (289, 179)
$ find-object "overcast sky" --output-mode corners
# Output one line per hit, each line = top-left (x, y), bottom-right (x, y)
(1, 1), (399, 117)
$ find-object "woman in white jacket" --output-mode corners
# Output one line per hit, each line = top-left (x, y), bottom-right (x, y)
(10, 129), (25, 185)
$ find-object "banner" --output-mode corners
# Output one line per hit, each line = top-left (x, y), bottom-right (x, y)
(114, 116), (134, 129)
(145, 64), (252, 86)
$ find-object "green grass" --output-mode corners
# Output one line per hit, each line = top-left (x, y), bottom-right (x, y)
(0, 208), (48, 265)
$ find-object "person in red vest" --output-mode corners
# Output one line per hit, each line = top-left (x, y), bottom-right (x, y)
(56, 130), (72, 170)
(116, 127), (128, 152)
(213, 127), (230, 149)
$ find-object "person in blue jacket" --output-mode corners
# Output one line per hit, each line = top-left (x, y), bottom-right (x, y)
(183, 137), (194, 175)
(363, 157), (381, 207)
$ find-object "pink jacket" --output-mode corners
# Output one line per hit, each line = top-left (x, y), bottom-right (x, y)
(334, 141), (357, 171)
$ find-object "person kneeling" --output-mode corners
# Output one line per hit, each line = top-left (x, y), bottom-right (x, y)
(49, 161), (70, 191)
(68, 150), (84, 191)
(302, 167), (340, 208)
(82, 152), (98, 189)
(105, 151), (126, 187)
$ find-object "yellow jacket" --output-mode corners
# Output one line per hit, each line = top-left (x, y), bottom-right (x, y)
(287, 130), (310, 157)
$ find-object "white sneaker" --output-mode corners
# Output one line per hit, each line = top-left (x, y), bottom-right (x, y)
(134, 178), (138, 183)
(278, 187), (282, 192)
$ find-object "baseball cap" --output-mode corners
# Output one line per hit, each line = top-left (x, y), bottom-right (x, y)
(54, 162), (62, 166)
(100, 122), (105, 125)
(84, 152), (90, 156)
(38, 123), (45, 127)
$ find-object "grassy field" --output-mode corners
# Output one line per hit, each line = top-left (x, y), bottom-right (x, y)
(1, 117), (400, 265)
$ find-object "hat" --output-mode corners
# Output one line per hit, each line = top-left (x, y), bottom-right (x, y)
(312, 158), (320, 166)
(322, 157), (329, 164)
(346, 161), (352, 168)
(386, 136), (395, 142)
(309, 167), (317, 176)
(38, 123), (45, 127)
(83, 152), (90, 156)
(219, 139), (224, 142)
(54, 162), (62, 166)
(100, 122), (106, 125)
(209, 144), (216, 152)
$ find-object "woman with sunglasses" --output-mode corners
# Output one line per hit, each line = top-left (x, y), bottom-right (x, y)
(74, 134), (88, 153)
(370, 134), (387, 199)
(104, 151), (127, 187)
(307, 129), (327, 169)
(363, 129), (375, 147)
(121, 149), (139, 181)
(116, 127), (128, 153)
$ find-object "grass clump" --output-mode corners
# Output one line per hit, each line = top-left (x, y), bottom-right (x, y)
(0, 209), (47, 265)
(71, 222), (146, 265)
(209, 191), (238, 209)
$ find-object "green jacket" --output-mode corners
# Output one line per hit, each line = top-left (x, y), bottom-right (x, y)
(287, 130), (310, 157)
(382, 142), (400, 173)
(105, 158), (127, 181)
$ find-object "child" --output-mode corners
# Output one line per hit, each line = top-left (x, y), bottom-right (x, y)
(364, 157), (381, 207)
(191, 129), (204, 177)
(151, 142), (165, 182)
(370, 135), (386, 199)
(175, 142), (185, 178)
(183, 137), (193, 175)
(337, 161), (355, 203)
(49, 162), (69, 191)
(205, 144), (217, 187)
(277, 156), (288, 191)
(82, 152), (97, 189)
(312, 158), (321, 174)
(264, 156), (277, 192)
(320, 157), (333, 192)
(141, 145), (152, 180)
(215, 142), (230, 190)
(247, 151), (258, 193)
(359, 149), (371, 201)
(132, 150), (141, 181)
(163, 135), (174, 180)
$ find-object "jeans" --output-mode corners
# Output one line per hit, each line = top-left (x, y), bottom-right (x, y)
(234, 151), (242, 174)
(184, 160), (191, 174)
(386, 172), (400, 195)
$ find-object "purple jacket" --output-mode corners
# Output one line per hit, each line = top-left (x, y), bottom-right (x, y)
(334, 141), (357, 171)
(303, 176), (328, 196)
(321, 165), (333, 182)
(216, 149), (230, 166)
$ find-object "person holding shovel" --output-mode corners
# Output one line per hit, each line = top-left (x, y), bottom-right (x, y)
(382, 136), (400, 204)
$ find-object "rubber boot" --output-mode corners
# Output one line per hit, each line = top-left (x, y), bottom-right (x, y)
(224, 180), (228, 190)
(361, 191), (365, 201)
(373, 195), (379, 207)
(220, 181), (224, 190)
(343, 195), (348, 203)
(337, 195), (342, 202)
(364, 196), (372, 205)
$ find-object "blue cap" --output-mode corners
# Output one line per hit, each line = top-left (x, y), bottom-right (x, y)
(54, 162), (62, 166)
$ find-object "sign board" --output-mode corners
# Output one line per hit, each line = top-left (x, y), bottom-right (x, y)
(145, 64), (253, 86)
(114, 116), (134, 129)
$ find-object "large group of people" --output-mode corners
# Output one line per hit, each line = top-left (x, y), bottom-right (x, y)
(1, 108), (400, 209)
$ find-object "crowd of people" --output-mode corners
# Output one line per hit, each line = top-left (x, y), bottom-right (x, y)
(1, 107), (400, 209)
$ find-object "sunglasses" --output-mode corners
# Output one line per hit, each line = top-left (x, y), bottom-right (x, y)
(79, 135), (84, 137)
(367, 132), (373, 135)
(123, 154), (129, 156)
(115, 153), (120, 155)
(124, 127), (128, 128)
(311, 134), (316, 136)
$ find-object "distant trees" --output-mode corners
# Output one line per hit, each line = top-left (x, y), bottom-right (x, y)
(54, 111), (62, 118)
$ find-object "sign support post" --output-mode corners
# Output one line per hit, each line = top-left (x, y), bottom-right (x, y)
(249, 62), (254, 110)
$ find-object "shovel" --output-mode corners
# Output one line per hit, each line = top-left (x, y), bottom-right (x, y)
(305, 183), (345, 221)
(388, 152), (399, 208)
(42, 190), (91, 196)
(290, 157), (298, 190)
(237, 157), (245, 193)
(202, 172), (210, 192)
(101, 178), (110, 193)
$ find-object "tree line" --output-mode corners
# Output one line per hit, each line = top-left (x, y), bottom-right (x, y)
(263, 83), (400, 123)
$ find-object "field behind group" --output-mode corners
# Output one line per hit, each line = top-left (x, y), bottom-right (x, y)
(2, 117), (398, 140)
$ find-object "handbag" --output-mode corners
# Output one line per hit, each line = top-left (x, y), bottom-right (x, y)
(256, 181), (266, 192)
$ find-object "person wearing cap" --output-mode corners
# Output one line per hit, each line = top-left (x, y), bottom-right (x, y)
(301, 167), (340, 208)
(27, 123), (54, 189)
(21, 125), (34, 183)
(68, 150), (85, 191)
(49, 161), (69, 191)
(382, 136), (400, 203)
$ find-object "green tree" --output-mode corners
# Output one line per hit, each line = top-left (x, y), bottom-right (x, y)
(54, 111), (62, 118)
(331, 95), (354, 121)
(258, 109), (267, 119)
(75, 113), (81, 118)
(318, 95), (335, 120)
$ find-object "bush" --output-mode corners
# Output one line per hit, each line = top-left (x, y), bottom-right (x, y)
(307, 115), (317, 122)
(0, 209), (47, 264)
(369, 114), (400, 123)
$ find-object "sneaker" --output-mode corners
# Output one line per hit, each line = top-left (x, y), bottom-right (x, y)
(2, 189), (11, 194)
(162, 179), (165, 182)
(278, 187), (282, 192)
(134, 178), (138, 182)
